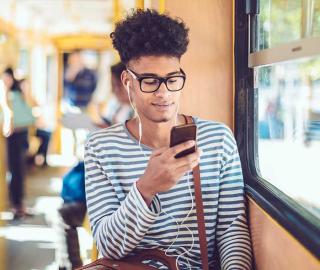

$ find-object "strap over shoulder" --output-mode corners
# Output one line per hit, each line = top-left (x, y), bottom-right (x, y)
(182, 114), (210, 270)
(182, 114), (193, 124)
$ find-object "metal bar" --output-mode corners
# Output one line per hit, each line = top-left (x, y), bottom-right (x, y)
(249, 37), (320, 67)
(52, 51), (63, 154)
(159, 0), (165, 13)
(136, 0), (144, 9)
(113, 0), (121, 24)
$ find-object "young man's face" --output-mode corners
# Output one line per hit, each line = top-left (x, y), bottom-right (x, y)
(123, 55), (183, 123)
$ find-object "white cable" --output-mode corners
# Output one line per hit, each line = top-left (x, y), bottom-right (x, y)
(174, 101), (180, 126)
(125, 82), (143, 151)
(122, 82), (146, 254)
(124, 81), (195, 269)
(122, 82), (134, 253)
(170, 99), (195, 269)
(174, 171), (195, 270)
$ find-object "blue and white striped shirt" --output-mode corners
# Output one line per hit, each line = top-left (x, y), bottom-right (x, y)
(84, 117), (252, 269)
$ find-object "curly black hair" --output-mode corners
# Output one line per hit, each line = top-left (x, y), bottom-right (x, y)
(110, 9), (189, 65)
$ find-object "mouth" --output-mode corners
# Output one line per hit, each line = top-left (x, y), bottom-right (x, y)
(151, 102), (174, 111)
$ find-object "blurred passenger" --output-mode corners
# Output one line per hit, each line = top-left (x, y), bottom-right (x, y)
(56, 62), (132, 270)
(19, 78), (52, 167)
(1, 67), (35, 219)
(62, 50), (98, 155)
(99, 62), (132, 126)
(63, 50), (97, 109)
(56, 161), (86, 270)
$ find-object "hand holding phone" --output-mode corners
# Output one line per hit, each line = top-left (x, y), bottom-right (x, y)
(170, 123), (197, 158)
(137, 124), (199, 205)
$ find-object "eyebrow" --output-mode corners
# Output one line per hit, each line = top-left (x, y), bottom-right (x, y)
(139, 70), (182, 76)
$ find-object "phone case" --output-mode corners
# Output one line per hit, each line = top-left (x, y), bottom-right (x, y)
(170, 124), (197, 158)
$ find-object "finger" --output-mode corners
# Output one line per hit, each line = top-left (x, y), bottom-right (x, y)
(151, 146), (169, 157)
(173, 148), (201, 168)
(177, 156), (200, 172)
(177, 149), (201, 166)
(165, 140), (196, 159)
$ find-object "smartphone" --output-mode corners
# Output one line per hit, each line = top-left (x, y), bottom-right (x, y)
(170, 123), (197, 158)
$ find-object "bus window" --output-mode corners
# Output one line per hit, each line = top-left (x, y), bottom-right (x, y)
(257, 56), (320, 219)
(247, 0), (320, 222)
(235, 0), (320, 259)
(258, 0), (320, 50)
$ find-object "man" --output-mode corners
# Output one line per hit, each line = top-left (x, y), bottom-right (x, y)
(84, 9), (252, 270)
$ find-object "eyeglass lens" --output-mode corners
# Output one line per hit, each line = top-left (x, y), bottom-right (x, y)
(141, 76), (184, 92)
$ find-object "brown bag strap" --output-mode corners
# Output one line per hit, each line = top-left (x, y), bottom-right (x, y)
(124, 249), (178, 269)
(184, 115), (209, 270)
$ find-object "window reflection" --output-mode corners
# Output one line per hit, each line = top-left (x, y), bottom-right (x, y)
(257, 57), (320, 219)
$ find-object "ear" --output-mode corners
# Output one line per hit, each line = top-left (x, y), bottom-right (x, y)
(121, 70), (130, 89)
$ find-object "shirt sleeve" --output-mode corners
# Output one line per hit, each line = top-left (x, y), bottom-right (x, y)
(216, 129), (252, 270)
(84, 138), (162, 259)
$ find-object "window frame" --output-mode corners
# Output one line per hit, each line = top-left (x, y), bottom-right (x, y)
(234, 0), (320, 259)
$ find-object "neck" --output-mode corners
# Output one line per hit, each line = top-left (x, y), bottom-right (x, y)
(128, 114), (185, 149)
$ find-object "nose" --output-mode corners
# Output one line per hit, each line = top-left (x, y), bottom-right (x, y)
(154, 81), (170, 97)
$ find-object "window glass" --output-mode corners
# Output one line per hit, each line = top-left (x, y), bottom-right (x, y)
(313, 1), (320, 37)
(258, 0), (320, 50)
(257, 57), (320, 219)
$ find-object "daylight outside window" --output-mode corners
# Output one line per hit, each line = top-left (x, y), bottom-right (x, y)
(258, 0), (320, 50)
(257, 56), (320, 219)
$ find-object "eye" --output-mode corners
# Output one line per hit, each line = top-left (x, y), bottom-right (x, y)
(143, 78), (159, 85)
(167, 78), (178, 83)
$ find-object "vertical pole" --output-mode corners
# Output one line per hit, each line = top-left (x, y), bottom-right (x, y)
(113, 0), (121, 24)
(112, 0), (122, 63)
(159, 0), (165, 13)
(52, 51), (63, 154)
(136, 0), (144, 9)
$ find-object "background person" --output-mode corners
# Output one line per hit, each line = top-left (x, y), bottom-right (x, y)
(99, 62), (133, 126)
(56, 62), (132, 270)
(1, 67), (35, 219)
(62, 50), (98, 156)
(19, 78), (52, 167)
(63, 50), (97, 109)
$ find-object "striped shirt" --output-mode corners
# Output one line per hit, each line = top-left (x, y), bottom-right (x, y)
(84, 117), (252, 269)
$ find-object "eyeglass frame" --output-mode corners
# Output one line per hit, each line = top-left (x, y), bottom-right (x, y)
(126, 68), (186, 93)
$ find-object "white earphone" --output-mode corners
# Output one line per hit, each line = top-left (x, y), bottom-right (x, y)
(125, 80), (143, 149)
(123, 79), (194, 269)
(126, 81), (130, 94)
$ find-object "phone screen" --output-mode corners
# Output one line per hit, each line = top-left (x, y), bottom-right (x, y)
(170, 124), (197, 158)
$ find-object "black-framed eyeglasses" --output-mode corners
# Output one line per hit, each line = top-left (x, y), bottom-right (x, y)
(126, 68), (186, 93)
